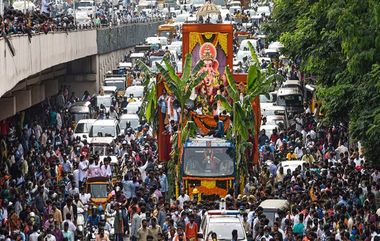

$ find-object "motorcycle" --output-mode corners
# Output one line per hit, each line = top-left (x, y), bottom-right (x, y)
(106, 210), (116, 238)
(85, 224), (98, 241)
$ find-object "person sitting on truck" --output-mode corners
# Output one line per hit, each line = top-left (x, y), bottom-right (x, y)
(214, 115), (224, 138)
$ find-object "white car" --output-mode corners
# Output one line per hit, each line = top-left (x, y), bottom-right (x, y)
(13, 0), (35, 11)
(102, 86), (117, 96)
(124, 101), (143, 114)
(256, 5), (271, 17)
(146, 37), (168, 46)
(119, 113), (140, 132)
(124, 86), (144, 99)
(174, 13), (190, 27)
(89, 119), (120, 139)
(278, 160), (306, 175)
(73, 119), (96, 141)
(199, 210), (247, 241)
(259, 199), (289, 226)
(75, 11), (92, 27)
(77, 0), (95, 16)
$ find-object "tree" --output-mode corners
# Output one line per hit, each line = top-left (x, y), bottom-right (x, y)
(265, 0), (380, 164)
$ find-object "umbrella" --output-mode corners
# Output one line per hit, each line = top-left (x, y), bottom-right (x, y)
(196, 1), (221, 17)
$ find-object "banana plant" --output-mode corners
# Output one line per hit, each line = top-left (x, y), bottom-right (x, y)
(137, 60), (158, 131)
(155, 54), (208, 126)
(216, 41), (273, 179)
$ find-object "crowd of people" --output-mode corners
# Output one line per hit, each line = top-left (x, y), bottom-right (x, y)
(1, 1), (380, 241)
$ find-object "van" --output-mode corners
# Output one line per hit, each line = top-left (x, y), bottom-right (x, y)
(259, 199), (289, 226)
(102, 86), (118, 96)
(119, 113), (140, 133)
(89, 119), (120, 139)
(73, 119), (96, 140)
(94, 95), (114, 112)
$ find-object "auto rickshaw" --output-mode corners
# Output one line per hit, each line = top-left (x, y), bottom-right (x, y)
(86, 176), (112, 208)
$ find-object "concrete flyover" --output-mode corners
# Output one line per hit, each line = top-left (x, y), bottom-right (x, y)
(0, 21), (162, 120)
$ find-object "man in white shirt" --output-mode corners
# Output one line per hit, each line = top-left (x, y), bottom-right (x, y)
(62, 213), (77, 233)
(372, 170), (380, 183)
(28, 228), (40, 241)
(78, 156), (88, 187)
(177, 190), (190, 210)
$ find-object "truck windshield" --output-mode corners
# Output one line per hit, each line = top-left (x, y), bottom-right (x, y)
(90, 184), (108, 198)
(184, 147), (234, 177)
(277, 95), (303, 107)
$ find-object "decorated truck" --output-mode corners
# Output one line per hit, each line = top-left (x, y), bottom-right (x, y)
(156, 24), (261, 200)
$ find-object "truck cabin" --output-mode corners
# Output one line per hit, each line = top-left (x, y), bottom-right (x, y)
(182, 137), (235, 200)
(276, 87), (304, 114)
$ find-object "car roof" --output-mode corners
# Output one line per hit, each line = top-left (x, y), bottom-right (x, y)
(120, 113), (139, 119)
(127, 101), (142, 106)
(92, 119), (118, 126)
(208, 217), (241, 223)
(261, 105), (286, 110)
(77, 119), (97, 124)
(90, 137), (114, 145)
(283, 79), (301, 86)
(280, 160), (305, 166)
(277, 87), (303, 96)
(259, 199), (288, 210)
(102, 86), (117, 91)
(261, 124), (279, 128)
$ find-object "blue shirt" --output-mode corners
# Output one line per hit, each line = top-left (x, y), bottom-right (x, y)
(160, 174), (169, 193)
(215, 120), (224, 137)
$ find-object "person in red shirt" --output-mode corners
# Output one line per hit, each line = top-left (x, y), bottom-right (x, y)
(270, 129), (279, 143)
(185, 215), (198, 241)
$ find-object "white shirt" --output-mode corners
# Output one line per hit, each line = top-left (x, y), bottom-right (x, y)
(372, 172), (380, 182)
(29, 232), (40, 241)
(73, 169), (79, 188)
(177, 194), (190, 209)
(79, 161), (88, 182)
(62, 220), (77, 232)
(88, 163), (101, 178)
(308, 129), (317, 140)
(79, 193), (91, 205)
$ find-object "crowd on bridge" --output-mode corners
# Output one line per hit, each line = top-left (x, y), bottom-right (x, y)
(0, 3), (165, 37)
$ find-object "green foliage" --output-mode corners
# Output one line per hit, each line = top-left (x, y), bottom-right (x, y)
(156, 54), (207, 122)
(137, 60), (157, 130)
(266, 0), (380, 164)
(215, 48), (273, 179)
